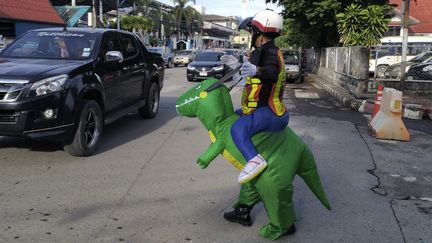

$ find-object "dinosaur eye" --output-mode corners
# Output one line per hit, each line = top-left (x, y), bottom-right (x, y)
(199, 91), (208, 98)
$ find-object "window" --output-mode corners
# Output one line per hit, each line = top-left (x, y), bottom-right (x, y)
(120, 34), (139, 59)
(0, 31), (97, 60)
(101, 33), (122, 61)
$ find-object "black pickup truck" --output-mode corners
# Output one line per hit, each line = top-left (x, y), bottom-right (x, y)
(0, 28), (164, 156)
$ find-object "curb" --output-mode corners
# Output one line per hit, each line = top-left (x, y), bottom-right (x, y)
(309, 74), (362, 110)
(310, 74), (431, 120)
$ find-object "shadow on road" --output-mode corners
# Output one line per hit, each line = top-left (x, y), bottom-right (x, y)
(0, 96), (180, 155)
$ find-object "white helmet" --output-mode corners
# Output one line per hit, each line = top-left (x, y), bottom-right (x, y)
(250, 9), (283, 37)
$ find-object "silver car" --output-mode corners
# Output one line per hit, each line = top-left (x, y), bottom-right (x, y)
(174, 50), (197, 67)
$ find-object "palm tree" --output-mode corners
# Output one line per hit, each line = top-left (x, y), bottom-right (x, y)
(171, 0), (202, 39)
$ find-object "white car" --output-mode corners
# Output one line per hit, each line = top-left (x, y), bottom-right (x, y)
(369, 49), (415, 78)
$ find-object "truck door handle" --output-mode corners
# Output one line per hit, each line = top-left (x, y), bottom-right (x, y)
(123, 66), (131, 70)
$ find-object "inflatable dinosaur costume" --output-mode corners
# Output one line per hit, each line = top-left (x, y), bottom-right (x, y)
(176, 78), (331, 240)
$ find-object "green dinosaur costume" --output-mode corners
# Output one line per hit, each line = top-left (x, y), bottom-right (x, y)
(176, 78), (331, 240)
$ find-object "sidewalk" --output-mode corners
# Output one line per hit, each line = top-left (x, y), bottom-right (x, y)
(308, 73), (432, 120)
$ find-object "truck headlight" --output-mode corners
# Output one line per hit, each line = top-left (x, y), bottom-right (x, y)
(213, 65), (224, 71)
(28, 74), (68, 97)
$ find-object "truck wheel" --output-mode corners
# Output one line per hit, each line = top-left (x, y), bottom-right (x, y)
(139, 82), (160, 118)
(64, 100), (103, 156)
(167, 59), (173, 68)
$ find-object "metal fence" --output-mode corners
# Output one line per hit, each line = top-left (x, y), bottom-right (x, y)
(304, 45), (432, 83)
(370, 45), (432, 82)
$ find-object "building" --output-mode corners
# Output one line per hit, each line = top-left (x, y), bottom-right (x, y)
(0, 0), (64, 42)
(389, 0), (432, 36)
(232, 29), (251, 49)
(202, 14), (239, 49)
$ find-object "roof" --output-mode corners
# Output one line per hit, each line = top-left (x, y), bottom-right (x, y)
(204, 14), (239, 23)
(388, 8), (419, 26)
(50, 0), (173, 13)
(390, 0), (432, 33)
(54, 6), (90, 27)
(0, 0), (65, 25)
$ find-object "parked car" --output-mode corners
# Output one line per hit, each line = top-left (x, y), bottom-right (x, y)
(186, 51), (230, 81)
(369, 48), (416, 78)
(281, 49), (303, 83)
(148, 46), (174, 68)
(406, 62), (432, 81)
(384, 51), (432, 79)
(0, 27), (164, 156)
(173, 49), (197, 66)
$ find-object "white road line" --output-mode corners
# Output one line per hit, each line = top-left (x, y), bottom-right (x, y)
(294, 90), (320, 99)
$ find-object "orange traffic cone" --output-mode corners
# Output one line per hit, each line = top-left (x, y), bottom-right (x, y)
(371, 83), (384, 120)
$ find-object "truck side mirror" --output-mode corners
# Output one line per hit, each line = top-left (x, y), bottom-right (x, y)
(106, 51), (123, 62)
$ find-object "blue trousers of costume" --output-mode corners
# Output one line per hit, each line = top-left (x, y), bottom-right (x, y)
(231, 107), (289, 161)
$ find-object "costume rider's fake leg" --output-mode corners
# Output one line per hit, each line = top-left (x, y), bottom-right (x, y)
(231, 107), (289, 184)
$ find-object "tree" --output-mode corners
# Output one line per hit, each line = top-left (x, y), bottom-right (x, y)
(336, 4), (391, 47)
(121, 15), (154, 40)
(266, 0), (392, 48)
(171, 0), (202, 39)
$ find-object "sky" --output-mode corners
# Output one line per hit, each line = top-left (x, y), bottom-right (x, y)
(156, 0), (284, 19)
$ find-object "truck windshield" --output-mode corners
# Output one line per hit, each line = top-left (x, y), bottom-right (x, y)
(283, 51), (299, 64)
(0, 31), (97, 60)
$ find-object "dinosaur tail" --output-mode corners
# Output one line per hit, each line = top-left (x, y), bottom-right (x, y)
(297, 146), (331, 210)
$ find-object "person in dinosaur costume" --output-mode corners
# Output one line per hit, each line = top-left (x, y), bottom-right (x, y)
(175, 77), (331, 240)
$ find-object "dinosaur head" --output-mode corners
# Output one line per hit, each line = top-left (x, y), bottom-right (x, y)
(176, 78), (234, 122)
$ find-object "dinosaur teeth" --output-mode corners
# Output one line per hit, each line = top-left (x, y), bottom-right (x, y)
(176, 95), (200, 108)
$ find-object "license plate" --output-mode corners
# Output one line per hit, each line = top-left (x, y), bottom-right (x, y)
(199, 71), (207, 76)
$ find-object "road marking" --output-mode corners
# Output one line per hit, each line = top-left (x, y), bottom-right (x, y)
(294, 90), (320, 99)
(403, 177), (416, 182)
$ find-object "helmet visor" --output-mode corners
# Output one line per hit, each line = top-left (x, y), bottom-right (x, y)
(238, 17), (253, 33)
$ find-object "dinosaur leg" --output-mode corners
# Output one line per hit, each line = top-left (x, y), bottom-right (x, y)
(255, 174), (296, 240)
(234, 182), (262, 208)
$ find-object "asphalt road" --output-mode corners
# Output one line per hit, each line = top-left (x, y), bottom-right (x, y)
(1, 67), (430, 242)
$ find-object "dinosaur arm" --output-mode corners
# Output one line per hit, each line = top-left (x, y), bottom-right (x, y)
(197, 139), (225, 169)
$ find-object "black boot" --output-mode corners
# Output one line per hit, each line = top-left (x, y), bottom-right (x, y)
(223, 205), (252, 226)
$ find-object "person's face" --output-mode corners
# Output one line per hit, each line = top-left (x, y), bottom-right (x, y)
(251, 32), (262, 48)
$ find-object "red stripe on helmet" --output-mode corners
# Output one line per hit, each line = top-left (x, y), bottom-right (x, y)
(251, 20), (281, 33)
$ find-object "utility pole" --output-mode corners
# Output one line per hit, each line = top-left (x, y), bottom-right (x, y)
(400, 0), (410, 92)
(92, 0), (97, 28)
(99, 0), (103, 23)
(241, 0), (246, 19)
(117, 0), (120, 30)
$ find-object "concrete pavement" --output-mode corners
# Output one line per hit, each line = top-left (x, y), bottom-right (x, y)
(0, 67), (430, 242)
